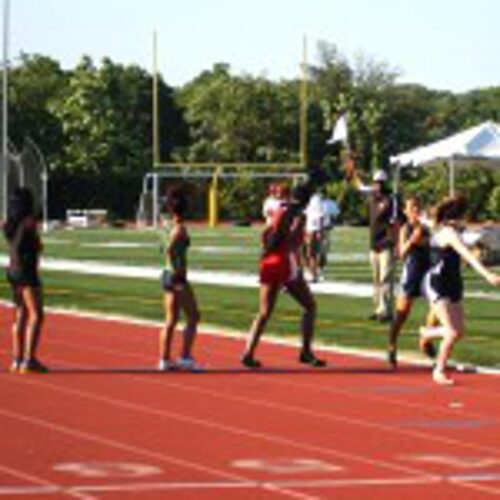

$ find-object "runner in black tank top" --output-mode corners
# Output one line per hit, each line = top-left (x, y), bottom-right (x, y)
(388, 197), (434, 368)
(419, 195), (500, 385)
(425, 239), (463, 303)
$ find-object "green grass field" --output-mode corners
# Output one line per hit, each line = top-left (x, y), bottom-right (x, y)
(1, 225), (499, 367)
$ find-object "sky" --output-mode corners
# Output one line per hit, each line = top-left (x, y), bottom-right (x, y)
(8, 0), (500, 93)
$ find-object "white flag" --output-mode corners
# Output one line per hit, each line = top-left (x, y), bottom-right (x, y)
(327, 114), (348, 145)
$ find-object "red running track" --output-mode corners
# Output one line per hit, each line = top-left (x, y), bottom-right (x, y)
(0, 304), (499, 499)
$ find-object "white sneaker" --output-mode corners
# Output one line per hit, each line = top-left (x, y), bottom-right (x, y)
(433, 368), (454, 386)
(10, 359), (22, 373)
(158, 359), (176, 372)
(176, 357), (204, 372)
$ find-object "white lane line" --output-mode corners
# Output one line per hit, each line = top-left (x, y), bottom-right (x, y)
(0, 407), (248, 483)
(1, 356), (493, 498)
(0, 486), (60, 496)
(5, 337), (498, 469)
(0, 464), (88, 499)
(23, 343), (500, 459)
(71, 481), (258, 493)
(267, 476), (441, 488)
(448, 479), (500, 496)
(3, 374), (440, 483)
(72, 479), (321, 499)
(0, 407), (309, 500)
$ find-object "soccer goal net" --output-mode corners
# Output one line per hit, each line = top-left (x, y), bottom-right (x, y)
(137, 163), (306, 228)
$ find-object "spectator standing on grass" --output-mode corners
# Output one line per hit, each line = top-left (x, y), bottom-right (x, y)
(319, 190), (340, 272)
(159, 187), (202, 372)
(419, 194), (500, 385)
(241, 184), (327, 369)
(348, 157), (400, 323)
(3, 187), (47, 373)
(304, 190), (324, 282)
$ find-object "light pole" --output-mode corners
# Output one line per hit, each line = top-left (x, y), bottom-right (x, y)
(1, 0), (10, 221)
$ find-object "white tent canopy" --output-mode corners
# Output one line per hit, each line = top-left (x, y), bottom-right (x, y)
(390, 121), (500, 194)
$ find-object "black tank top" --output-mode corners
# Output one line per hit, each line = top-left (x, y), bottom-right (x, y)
(404, 223), (430, 270)
(429, 229), (463, 300)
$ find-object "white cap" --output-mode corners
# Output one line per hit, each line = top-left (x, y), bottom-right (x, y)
(373, 170), (388, 183)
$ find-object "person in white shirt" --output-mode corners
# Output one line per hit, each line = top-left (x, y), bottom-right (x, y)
(319, 193), (340, 270)
(304, 192), (326, 282)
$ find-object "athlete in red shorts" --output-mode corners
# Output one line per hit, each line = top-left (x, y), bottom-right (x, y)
(241, 185), (327, 369)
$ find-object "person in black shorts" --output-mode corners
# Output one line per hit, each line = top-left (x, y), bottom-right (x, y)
(3, 188), (47, 373)
(420, 195), (500, 385)
(387, 196), (434, 368)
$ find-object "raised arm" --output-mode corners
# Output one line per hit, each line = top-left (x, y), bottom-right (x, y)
(441, 227), (500, 286)
(345, 155), (372, 194)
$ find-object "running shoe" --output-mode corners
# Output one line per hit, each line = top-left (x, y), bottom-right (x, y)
(299, 351), (327, 367)
(387, 349), (398, 369)
(378, 313), (394, 323)
(158, 359), (177, 372)
(176, 357), (204, 372)
(240, 354), (262, 369)
(19, 358), (49, 374)
(10, 358), (22, 373)
(432, 368), (454, 386)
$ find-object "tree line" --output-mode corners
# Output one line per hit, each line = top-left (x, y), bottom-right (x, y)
(5, 41), (500, 221)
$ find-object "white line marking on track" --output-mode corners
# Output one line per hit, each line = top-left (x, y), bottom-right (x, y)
(0, 407), (307, 500)
(403, 454), (500, 469)
(70, 481), (321, 500)
(70, 481), (258, 493)
(0, 464), (90, 498)
(19, 476), (443, 494)
(449, 479), (500, 496)
(232, 458), (343, 474)
(2, 374), (441, 482)
(53, 461), (162, 478)
(450, 473), (500, 482)
(40, 350), (500, 459)
(0, 486), (60, 496)
(0, 408), (247, 483)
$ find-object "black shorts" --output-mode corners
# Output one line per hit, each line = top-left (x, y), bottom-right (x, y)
(423, 272), (463, 304)
(160, 269), (187, 292)
(6, 269), (42, 306)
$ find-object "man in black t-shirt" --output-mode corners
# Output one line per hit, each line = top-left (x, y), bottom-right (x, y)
(352, 168), (399, 322)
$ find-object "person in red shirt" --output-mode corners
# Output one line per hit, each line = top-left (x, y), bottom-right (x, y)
(241, 184), (327, 369)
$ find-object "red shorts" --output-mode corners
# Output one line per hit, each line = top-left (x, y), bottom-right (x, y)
(259, 252), (291, 285)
